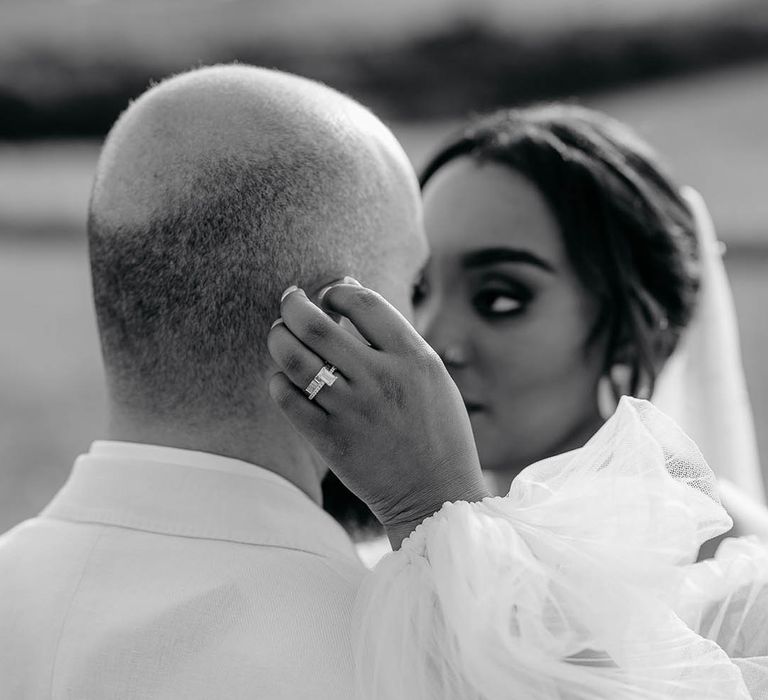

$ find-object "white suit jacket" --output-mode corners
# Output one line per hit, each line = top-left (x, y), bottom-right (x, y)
(0, 441), (367, 699)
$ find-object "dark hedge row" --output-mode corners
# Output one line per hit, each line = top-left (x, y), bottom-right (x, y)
(1, 4), (767, 139)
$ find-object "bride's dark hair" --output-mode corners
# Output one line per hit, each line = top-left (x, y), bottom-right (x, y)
(324, 103), (701, 537)
(420, 103), (700, 396)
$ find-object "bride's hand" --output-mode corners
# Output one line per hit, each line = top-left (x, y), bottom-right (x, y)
(267, 279), (489, 548)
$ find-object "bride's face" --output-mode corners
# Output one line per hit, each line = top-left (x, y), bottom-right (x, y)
(417, 157), (607, 473)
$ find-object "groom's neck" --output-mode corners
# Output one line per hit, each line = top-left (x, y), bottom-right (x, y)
(105, 405), (324, 505)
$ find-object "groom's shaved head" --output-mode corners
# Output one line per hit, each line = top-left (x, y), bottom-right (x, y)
(89, 65), (423, 420)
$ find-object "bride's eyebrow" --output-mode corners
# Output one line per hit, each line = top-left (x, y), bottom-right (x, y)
(461, 247), (555, 273)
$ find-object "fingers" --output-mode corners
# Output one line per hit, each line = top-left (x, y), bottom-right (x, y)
(319, 283), (422, 352)
(268, 372), (328, 435)
(267, 322), (349, 411)
(279, 287), (366, 369)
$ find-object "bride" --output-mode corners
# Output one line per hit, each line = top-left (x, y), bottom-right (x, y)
(416, 104), (763, 503)
(267, 106), (768, 698)
(323, 104), (766, 562)
(270, 279), (768, 700)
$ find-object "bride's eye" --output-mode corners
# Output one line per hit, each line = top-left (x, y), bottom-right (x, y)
(473, 287), (530, 318)
(412, 271), (429, 307)
(489, 295), (522, 313)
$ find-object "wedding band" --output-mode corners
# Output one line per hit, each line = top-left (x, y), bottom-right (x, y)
(305, 363), (337, 401)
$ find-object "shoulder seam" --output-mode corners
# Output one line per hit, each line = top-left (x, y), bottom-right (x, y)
(47, 526), (106, 700)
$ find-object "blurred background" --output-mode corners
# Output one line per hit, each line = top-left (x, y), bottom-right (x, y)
(2, 0), (767, 531)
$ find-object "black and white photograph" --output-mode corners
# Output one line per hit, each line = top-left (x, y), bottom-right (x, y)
(1, 0), (768, 697)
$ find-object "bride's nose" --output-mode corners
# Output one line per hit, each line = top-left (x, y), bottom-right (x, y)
(421, 316), (471, 369)
(439, 345), (470, 368)
(414, 292), (471, 368)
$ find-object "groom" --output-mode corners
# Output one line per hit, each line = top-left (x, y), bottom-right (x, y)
(0, 65), (434, 698)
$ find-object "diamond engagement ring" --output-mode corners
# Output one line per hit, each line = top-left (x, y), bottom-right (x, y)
(305, 363), (338, 401)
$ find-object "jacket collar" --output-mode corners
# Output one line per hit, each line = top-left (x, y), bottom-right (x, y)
(41, 441), (359, 562)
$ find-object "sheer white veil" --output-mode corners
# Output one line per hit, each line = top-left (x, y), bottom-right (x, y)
(653, 186), (765, 503)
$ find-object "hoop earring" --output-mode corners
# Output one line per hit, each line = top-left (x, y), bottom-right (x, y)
(597, 364), (632, 420)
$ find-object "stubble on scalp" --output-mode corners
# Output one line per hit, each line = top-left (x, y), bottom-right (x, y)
(88, 64), (418, 422)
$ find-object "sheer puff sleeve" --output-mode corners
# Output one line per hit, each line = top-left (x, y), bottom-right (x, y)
(352, 397), (755, 699)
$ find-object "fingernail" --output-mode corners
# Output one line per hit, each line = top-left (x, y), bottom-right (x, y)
(270, 317), (284, 330)
(280, 285), (299, 302)
(317, 284), (334, 306)
(318, 277), (360, 305)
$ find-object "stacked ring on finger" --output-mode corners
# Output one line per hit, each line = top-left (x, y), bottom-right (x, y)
(305, 363), (337, 401)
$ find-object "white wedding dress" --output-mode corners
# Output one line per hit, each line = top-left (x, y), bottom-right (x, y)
(350, 188), (767, 698)
(353, 398), (768, 699)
